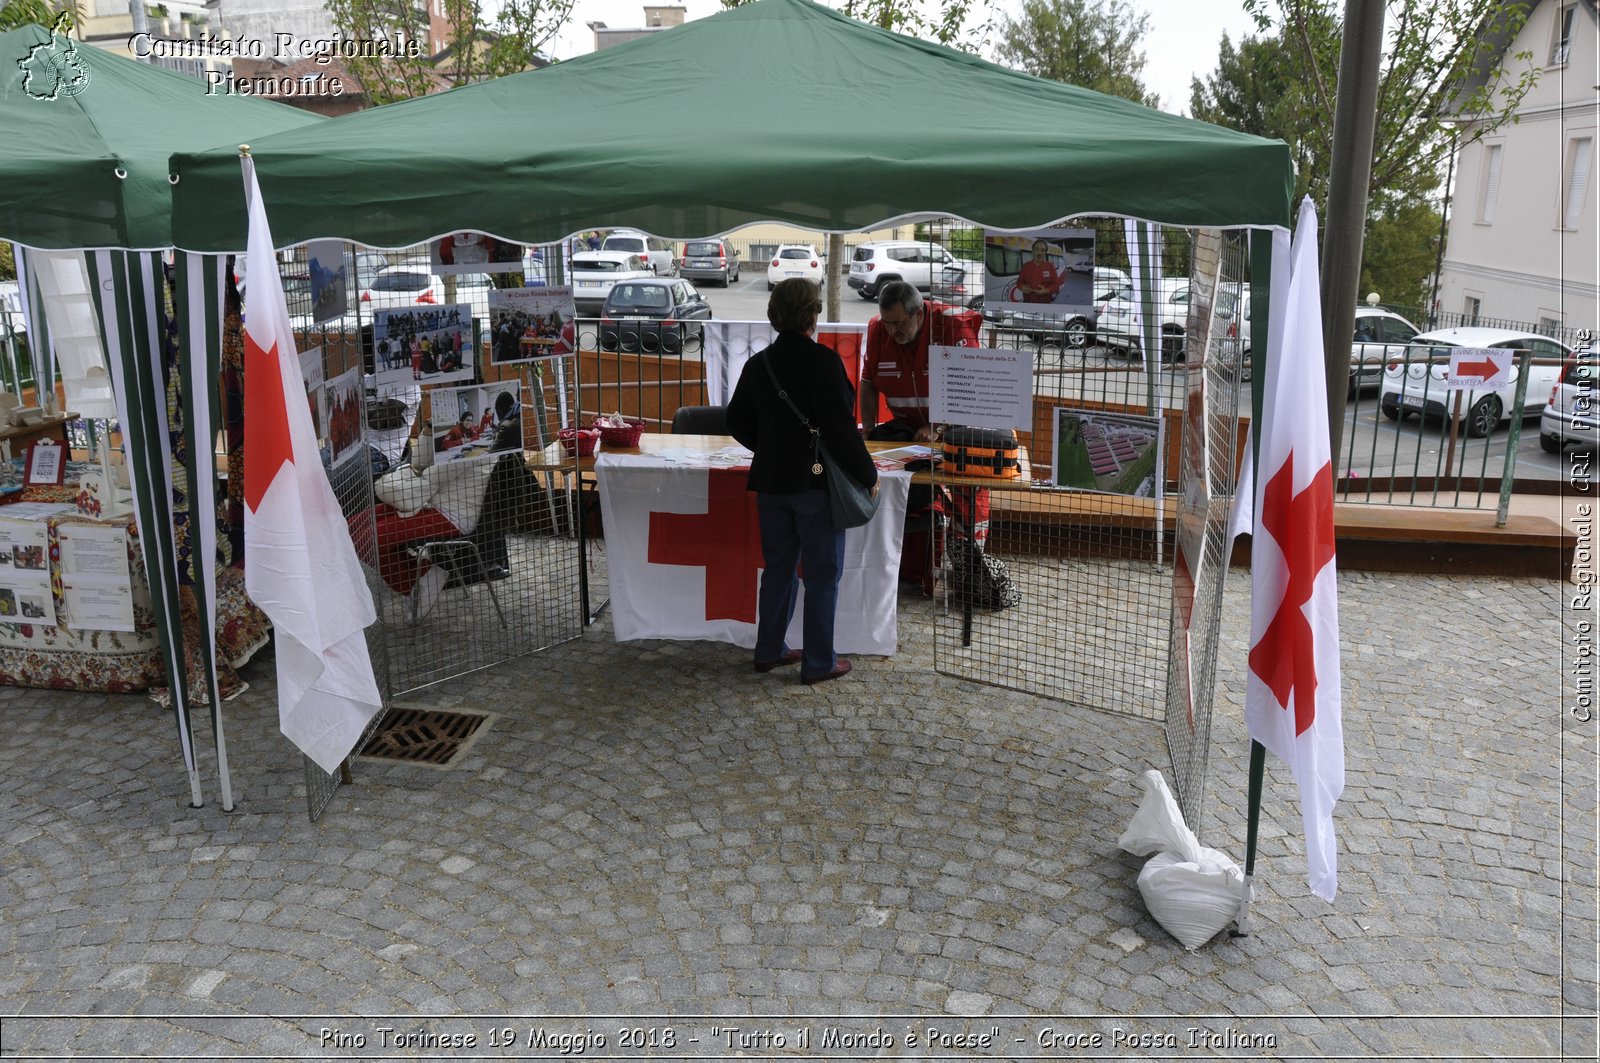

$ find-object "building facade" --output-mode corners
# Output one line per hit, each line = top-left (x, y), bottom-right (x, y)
(1436, 0), (1597, 340)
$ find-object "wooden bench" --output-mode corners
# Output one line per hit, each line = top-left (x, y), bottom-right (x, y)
(981, 489), (1576, 580)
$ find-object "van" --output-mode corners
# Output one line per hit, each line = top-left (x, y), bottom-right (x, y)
(601, 230), (676, 277)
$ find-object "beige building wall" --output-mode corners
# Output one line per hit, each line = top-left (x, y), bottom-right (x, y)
(1437, 0), (1597, 334)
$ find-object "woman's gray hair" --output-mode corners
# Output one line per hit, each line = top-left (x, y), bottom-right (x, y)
(877, 281), (923, 316)
(767, 278), (822, 333)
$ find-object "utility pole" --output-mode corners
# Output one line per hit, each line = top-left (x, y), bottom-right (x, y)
(826, 233), (842, 322)
(1320, 0), (1385, 471)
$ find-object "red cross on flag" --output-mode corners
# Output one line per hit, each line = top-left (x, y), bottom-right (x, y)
(1245, 197), (1345, 901)
(597, 455), (908, 653)
(240, 155), (383, 775)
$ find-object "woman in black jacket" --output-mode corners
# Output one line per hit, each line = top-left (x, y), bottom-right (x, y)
(727, 279), (879, 685)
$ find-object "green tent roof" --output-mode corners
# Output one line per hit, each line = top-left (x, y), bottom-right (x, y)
(170, 0), (1293, 252)
(0, 23), (322, 250)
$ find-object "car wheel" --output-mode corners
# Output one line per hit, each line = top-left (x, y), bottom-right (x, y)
(1465, 395), (1501, 438)
(1346, 375), (1360, 400)
(767, 281), (774, 291)
(1063, 316), (1089, 350)
(1541, 431), (1562, 454)
(1380, 396), (1402, 421)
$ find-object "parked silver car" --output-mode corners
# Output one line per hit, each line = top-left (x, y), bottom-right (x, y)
(1540, 354), (1597, 452)
(679, 238), (741, 286)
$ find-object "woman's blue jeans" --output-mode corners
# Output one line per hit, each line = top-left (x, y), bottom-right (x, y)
(755, 489), (844, 679)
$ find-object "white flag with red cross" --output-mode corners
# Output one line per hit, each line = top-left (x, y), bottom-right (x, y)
(1245, 197), (1345, 901)
(241, 155), (383, 774)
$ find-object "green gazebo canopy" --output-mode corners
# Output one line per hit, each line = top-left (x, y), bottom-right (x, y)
(0, 22), (322, 250)
(170, 0), (1293, 251)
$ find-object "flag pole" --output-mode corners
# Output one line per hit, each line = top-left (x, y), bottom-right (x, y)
(1235, 738), (1266, 936)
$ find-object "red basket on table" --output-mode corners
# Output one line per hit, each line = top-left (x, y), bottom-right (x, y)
(593, 418), (646, 448)
(558, 427), (600, 457)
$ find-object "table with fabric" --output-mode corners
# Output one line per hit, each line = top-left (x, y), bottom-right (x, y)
(592, 434), (912, 654)
(0, 475), (269, 696)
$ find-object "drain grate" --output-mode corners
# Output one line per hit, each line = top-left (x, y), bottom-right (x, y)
(359, 706), (491, 767)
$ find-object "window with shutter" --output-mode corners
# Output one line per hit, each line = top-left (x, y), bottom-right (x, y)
(1563, 137), (1592, 230)
(1551, 5), (1575, 65)
(1478, 144), (1503, 223)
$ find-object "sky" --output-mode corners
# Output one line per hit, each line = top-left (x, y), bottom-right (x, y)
(543, 0), (1263, 116)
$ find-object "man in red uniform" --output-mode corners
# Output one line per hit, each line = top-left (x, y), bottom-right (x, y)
(1017, 239), (1062, 303)
(859, 282), (980, 441)
(859, 282), (988, 588)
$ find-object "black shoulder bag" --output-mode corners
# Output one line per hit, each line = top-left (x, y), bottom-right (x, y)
(761, 355), (879, 530)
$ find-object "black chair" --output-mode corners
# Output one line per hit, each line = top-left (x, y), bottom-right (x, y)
(670, 404), (729, 435)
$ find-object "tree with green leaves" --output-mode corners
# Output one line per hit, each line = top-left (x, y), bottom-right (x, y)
(436, 0), (576, 87)
(1188, 0), (1538, 296)
(324, 0), (575, 105)
(994, 0), (1158, 108)
(0, 0), (78, 33)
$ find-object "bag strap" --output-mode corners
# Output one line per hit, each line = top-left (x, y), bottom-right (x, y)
(758, 348), (819, 432)
(761, 355), (826, 476)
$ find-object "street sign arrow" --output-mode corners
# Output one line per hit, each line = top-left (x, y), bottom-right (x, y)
(1447, 348), (1512, 388)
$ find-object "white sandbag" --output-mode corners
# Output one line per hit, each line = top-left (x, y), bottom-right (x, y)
(1117, 769), (1201, 861)
(1137, 847), (1246, 951)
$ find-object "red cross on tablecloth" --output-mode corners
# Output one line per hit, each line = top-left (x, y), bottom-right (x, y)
(1247, 451), (1335, 736)
(647, 467), (764, 623)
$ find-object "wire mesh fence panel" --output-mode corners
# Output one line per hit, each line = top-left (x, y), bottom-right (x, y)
(1161, 229), (1247, 836)
(934, 543), (1173, 717)
(291, 317), (391, 819)
(926, 223), (1174, 717)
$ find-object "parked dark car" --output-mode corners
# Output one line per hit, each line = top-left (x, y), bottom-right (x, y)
(679, 238), (741, 286)
(599, 279), (712, 354)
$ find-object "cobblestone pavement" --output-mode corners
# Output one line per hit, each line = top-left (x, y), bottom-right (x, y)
(0, 570), (1594, 1060)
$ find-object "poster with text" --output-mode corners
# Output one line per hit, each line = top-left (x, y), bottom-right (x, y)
(431, 233), (524, 275)
(428, 382), (524, 465)
(1050, 406), (1163, 497)
(325, 367), (364, 469)
(307, 240), (349, 324)
(487, 286), (576, 366)
(928, 345), (1033, 431)
(58, 522), (135, 632)
(372, 304), (474, 387)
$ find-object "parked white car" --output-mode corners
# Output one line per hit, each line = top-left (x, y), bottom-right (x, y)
(766, 244), (825, 290)
(846, 240), (961, 298)
(1237, 301), (1420, 394)
(1539, 354), (1597, 452)
(1379, 327), (1574, 437)
(601, 230), (676, 276)
(571, 251), (653, 314)
(360, 265), (445, 309)
(1096, 278), (1193, 362)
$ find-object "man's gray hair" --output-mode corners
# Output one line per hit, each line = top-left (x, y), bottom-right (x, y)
(877, 281), (923, 316)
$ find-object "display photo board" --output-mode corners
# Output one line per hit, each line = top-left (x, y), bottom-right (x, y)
(372, 304), (475, 387)
(487, 286), (576, 366)
(1050, 406), (1164, 497)
(428, 382), (525, 465)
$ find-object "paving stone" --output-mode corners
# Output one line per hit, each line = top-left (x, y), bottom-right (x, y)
(0, 572), (1583, 1056)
